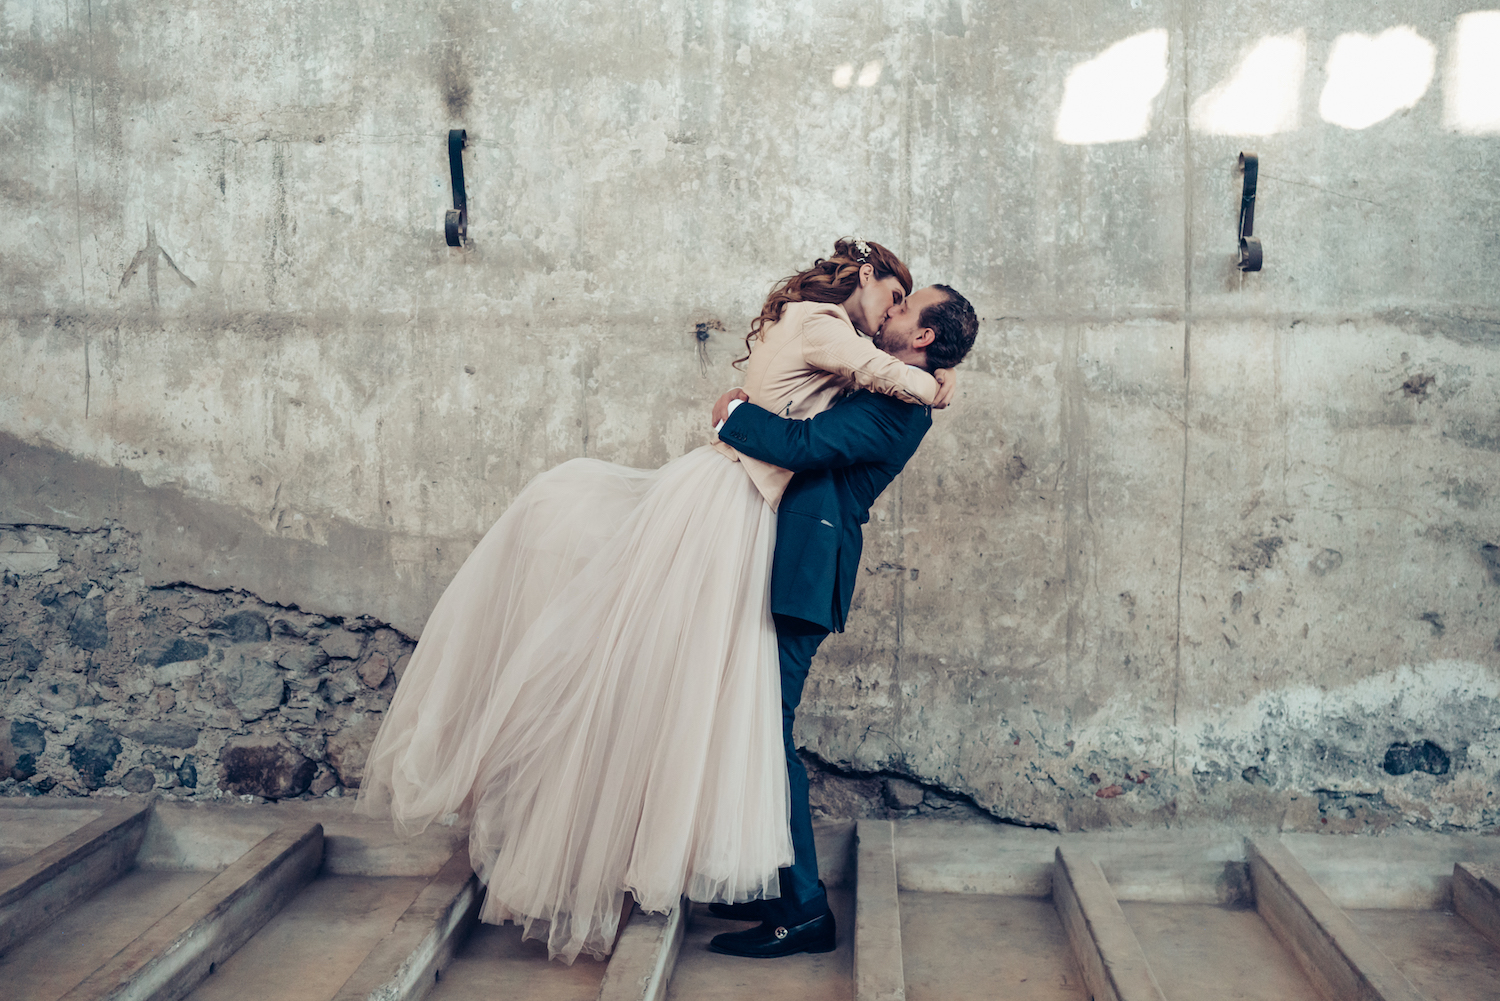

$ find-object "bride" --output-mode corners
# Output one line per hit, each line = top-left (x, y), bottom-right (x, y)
(356, 238), (954, 962)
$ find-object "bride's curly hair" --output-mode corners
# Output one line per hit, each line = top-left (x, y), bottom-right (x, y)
(734, 238), (913, 369)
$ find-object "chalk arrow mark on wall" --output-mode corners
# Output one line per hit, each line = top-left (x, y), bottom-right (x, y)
(120, 224), (197, 307)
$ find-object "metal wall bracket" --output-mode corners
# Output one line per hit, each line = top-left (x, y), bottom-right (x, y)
(1238, 151), (1261, 272)
(445, 129), (468, 247)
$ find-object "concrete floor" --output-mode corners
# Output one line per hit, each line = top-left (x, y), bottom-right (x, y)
(1121, 902), (1322, 1001)
(429, 922), (610, 1001)
(0, 867), (213, 1001)
(1349, 908), (1500, 1001)
(900, 892), (1088, 1001)
(668, 887), (855, 1001)
(182, 875), (429, 1001)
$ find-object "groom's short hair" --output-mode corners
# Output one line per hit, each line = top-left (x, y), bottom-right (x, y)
(922, 285), (979, 370)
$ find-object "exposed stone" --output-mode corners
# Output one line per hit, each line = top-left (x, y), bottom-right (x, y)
(177, 755), (198, 789)
(308, 763), (338, 797)
(221, 649), (286, 721)
(392, 653), (412, 681)
(277, 645), (328, 676)
(68, 594), (109, 651)
(213, 611), (270, 643)
(121, 766), (156, 793)
(325, 716), (380, 789)
(884, 776), (927, 810)
(219, 735), (313, 800)
(358, 653), (389, 688)
(1383, 740), (1450, 776)
(70, 722), (123, 789)
(14, 637), (43, 674)
(5, 719), (45, 781)
(153, 638), (210, 666)
(123, 721), (200, 748)
(0, 532), (60, 574)
(39, 680), (82, 711)
(320, 630), (364, 661)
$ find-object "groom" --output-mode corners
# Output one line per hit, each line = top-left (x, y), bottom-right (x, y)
(705, 283), (979, 958)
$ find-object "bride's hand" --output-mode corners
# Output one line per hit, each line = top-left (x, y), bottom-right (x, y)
(713, 388), (750, 427)
(932, 369), (957, 409)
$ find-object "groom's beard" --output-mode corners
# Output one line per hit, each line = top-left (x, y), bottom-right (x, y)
(871, 328), (901, 354)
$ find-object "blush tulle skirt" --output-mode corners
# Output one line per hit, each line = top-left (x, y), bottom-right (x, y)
(356, 446), (791, 962)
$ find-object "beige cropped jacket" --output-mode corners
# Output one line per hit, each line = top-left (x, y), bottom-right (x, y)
(712, 300), (939, 511)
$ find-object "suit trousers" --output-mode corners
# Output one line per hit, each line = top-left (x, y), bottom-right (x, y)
(771, 613), (831, 923)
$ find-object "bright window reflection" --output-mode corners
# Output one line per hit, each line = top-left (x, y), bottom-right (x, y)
(858, 61), (882, 87)
(1319, 27), (1435, 130)
(832, 63), (854, 89)
(1054, 30), (1169, 145)
(1192, 32), (1305, 136)
(1445, 10), (1500, 134)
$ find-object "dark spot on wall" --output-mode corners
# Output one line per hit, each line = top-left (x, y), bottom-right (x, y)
(8, 719), (45, 781)
(1402, 373), (1435, 397)
(1235, 536), (1283, 572)
(1419, 612), (1445, 635)
(145, 637), (210, 666)
(1216, 862), (1254, 909)
(438, 45), (472, 117)
(68, 594), (109, 650)
(1479, 543), (1500, 586)
(1308, 549), (1343, 576)
(177, 755), (198, 789)
(1230, 590), (1243, 613)
(70, 722), (123, 789)
(1383, 740), (1450, 776)
(212, 610), (270, 643)
(1005, 454), (1029, 481)
(1241, 765), (1264, 784)
(14, 637), (43, 674)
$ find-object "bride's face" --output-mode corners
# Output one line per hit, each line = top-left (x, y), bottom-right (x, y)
(845, 268), (908, 337)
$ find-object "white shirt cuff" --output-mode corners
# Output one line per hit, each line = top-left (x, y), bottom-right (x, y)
(713, 398), (744, 434)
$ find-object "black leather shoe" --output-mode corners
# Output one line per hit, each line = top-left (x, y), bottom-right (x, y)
(707, 899), (767, 921)
(707, 908), (836, 958)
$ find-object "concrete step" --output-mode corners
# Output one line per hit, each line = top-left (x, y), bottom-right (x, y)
(1348, 907), (1500, 1001)
(180, 872), (431, 1001)
(1120, 902), (1321, 1001)
(899, 892), (1087, 1001)
(423, 922), (609, 1001)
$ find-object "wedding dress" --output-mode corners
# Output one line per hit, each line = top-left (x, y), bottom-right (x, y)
(356, 302), (937, 962)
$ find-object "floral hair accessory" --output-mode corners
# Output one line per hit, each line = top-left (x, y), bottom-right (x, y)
(853, 240), (872, 262)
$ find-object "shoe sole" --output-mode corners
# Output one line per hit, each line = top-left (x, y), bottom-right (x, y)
(706, 937), (837, 958)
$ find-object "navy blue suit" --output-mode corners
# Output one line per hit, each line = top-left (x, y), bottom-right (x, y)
(718, 390), (932, 919)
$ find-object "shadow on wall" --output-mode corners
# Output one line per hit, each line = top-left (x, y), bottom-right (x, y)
(1054, 11), (1500, 144)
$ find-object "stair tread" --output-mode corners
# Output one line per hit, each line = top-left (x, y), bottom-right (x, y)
(899, 891), (1087, 1001)
(1348, 907), (1500, 1001)
(181, 874), (427, 1001)
(428, 921), (608, 1000)
(1120, 901), (1321, 1001)
(0, 867), (212, 1001)
(667, 886), (853, 1001)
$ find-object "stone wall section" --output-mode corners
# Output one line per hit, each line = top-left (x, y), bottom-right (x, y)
(1, 524), (412, 802)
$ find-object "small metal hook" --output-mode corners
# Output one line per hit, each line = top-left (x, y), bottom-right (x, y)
(1238, 151), (1262, 272)
(445, 129), (468, 247)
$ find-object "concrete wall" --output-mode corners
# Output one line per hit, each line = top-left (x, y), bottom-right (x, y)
(3, 0), (1498, 829)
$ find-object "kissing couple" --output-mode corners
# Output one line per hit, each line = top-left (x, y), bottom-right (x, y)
(356, 238), (979, 963)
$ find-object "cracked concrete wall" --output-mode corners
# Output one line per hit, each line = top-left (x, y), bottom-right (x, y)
(2, 0), (1498, 829)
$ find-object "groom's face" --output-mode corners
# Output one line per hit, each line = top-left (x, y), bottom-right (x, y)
(873, 285), (946, 355)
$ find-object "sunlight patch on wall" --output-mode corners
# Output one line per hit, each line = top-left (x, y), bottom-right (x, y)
(1319, 27), (1435, 130)
(832, 63), (854, 89)
(1445, 10), (1500, 134)
(1054, 30), (1170, 145)
(1192, 32), (1305, 136)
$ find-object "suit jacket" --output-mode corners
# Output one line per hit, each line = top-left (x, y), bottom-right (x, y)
(711, 300), (937, 511)
(718, 390), (932, 632)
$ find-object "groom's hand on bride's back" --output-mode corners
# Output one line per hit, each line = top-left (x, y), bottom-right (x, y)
(712, 388), (750, 427)
(932, 369), (957, 409)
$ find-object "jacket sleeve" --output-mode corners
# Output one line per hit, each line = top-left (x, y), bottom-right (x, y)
(800, 308), (939, 406)
(717, 395), (921, 472)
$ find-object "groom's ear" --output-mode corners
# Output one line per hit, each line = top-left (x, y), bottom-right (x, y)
(913, 327), (936, 349)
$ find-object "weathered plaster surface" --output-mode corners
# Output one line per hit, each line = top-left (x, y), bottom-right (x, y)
(2, 0), (1497, 828)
